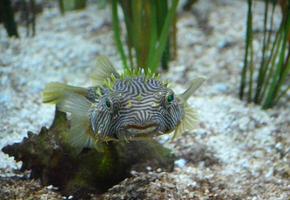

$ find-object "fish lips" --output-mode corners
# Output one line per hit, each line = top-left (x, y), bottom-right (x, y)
(125, 123), (160, 136)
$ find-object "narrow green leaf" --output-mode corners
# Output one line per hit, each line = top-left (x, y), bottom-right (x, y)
(111, 0), (129, 71)
(240, 0), (253, 99)
(146, 0), (158, 71)
(260, 25), (283, 105)
(263, 14), (290, 108)
(148, 0), (179, 72)
(119, 0), (134, 68)
(254, 0), (269, 103)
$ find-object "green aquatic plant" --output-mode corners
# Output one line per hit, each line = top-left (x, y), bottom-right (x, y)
(240, 0), (290, 109)
(21, 0), (37, 36)
(58, 0), (87, 14)
(182, 0), (198, 11)
(111, 0), (179, 72)
(0, 0), (19, 37)
(0, 0), (39, 37)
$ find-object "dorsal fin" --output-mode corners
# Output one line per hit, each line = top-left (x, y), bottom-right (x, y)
(178, 77), (205, 103)
(91, 56), (120, 85)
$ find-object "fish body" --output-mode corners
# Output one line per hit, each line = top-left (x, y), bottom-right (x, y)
(43, 57), (205, 151)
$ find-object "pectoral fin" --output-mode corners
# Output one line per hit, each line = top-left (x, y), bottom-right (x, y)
(173, 103), (198, 140)
(57, 93), (99, 153)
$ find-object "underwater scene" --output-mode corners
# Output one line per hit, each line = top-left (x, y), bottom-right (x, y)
(0, 0), (289, 199)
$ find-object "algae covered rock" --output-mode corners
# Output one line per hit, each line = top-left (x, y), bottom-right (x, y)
(2, 111), (175, 198)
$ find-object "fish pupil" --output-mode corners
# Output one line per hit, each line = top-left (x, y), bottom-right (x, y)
(167, 93), (174, 103)
(105, 98), (111, 108)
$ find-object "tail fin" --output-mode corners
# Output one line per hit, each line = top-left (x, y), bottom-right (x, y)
(43, 82), (88, 104)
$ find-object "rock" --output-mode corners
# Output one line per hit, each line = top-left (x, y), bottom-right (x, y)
(2, 111), (175, 198)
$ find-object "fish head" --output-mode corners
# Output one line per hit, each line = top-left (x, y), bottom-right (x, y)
(90, 77), (184, 140)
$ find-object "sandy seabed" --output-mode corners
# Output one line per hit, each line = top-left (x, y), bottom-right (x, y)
(0, 0), (289, 199)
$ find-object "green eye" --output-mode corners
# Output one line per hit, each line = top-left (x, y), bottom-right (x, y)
(105, 98), (111, 108)
(167, 93), (174, 103)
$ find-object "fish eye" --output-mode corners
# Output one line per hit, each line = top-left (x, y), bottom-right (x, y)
(105, 98), (112, 108)
(166, 93), (175, 104)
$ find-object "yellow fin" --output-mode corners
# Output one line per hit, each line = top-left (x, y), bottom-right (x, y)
(172, 103), (198, 140)
(91, 56), (120, 85)
(43, 82), (87, 104)
(57, 93), (98, 152)
(179, 77), (205, 102)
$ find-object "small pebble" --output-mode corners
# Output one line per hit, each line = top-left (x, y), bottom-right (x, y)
(213, 83), (229, 93)
(175, 159), (187, 168)
(146, 166), (152, 171)
(47, 185), (53, 190)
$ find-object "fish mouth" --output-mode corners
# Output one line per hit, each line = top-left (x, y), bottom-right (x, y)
(125, 124), (158, 135)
